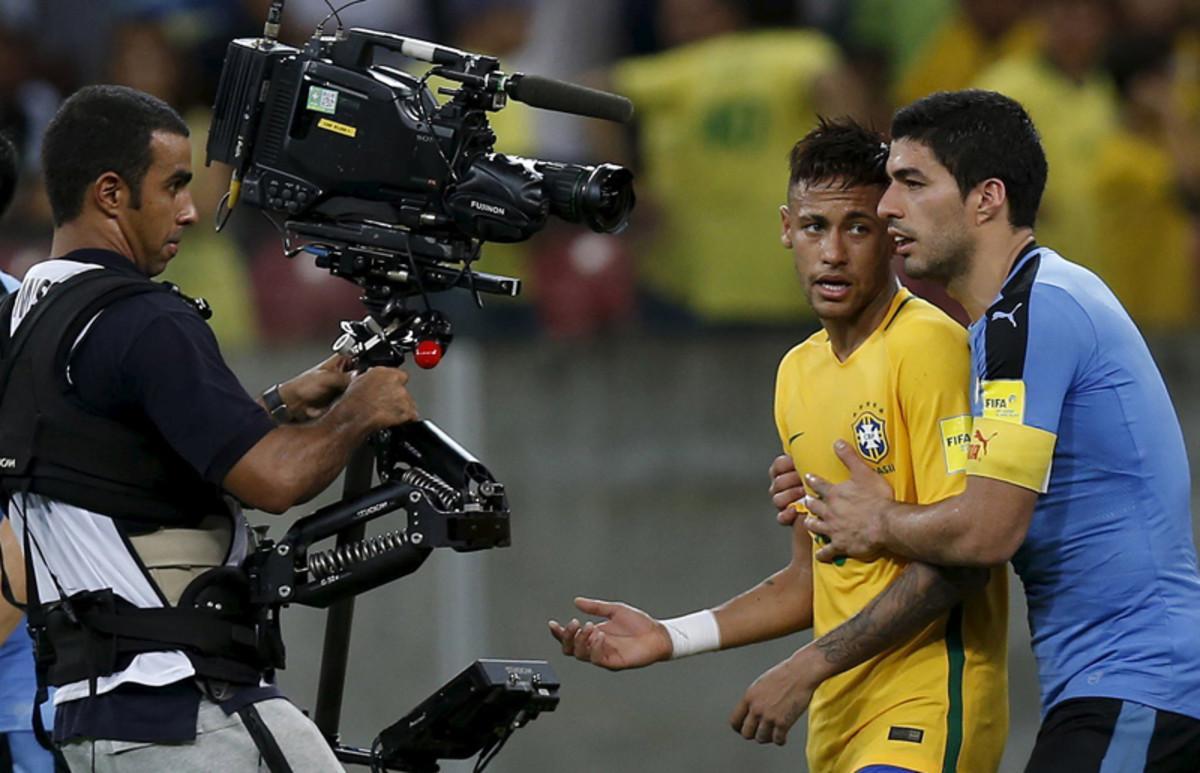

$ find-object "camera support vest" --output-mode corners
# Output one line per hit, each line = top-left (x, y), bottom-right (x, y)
(0, 269), (283, 709)
(0, 267), (228, 524)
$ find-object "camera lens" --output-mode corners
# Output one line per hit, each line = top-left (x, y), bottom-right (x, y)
(535, 162), (635, 234)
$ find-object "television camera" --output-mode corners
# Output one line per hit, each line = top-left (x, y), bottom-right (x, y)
(207, 0), (634, 369)
(207, 1), (635, 769)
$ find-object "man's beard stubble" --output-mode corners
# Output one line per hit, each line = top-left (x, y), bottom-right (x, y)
(904, 229), (972, 286)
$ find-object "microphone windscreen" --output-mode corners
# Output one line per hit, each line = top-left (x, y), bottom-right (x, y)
(507, 75), (633, 124)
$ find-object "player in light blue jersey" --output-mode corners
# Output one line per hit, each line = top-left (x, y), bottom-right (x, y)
(966, 244), (1200, 728)
(0, 131), (58, 772)
(788, 90), (1200, 771)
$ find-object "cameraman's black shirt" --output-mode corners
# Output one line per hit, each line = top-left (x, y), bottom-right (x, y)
(39, 249), (276, 743)
(65, 249), (274, 484)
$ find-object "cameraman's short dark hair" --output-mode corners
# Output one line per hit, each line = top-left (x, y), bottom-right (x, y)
(788, 117), (889, 195)
(891, 89), (1047, 229)
(41, 85), (189, 227)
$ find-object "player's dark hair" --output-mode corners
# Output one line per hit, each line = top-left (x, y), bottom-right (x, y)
(788, 116), (890, 194)
(891, 90), (1047, 229)
(0, 133), (18, 219)
(41, 84), (189, 227)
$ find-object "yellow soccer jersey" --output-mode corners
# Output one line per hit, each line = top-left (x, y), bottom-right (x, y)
(973, 56), (1118, 275)
(611, 30), (840, 322)
(893, 12), (1042, 107)
(774, 288), (1008, 773)
(1091, 128), (1195, 330)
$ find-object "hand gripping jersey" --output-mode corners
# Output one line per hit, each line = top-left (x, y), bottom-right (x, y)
(966, 245), (1200, 720)
(776, 287), (1008, 772)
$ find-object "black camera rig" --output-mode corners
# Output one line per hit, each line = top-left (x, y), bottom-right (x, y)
(240, 420), (559, 772)
(242, 420), (509, 612)
(207, 1), (634, 769)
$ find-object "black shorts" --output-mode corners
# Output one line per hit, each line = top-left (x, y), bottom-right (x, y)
(1025, 698), (1200, 773)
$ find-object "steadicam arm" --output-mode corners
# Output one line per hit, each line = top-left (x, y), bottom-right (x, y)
(243, 420), (509, 610)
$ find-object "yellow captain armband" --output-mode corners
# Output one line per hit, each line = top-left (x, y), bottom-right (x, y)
(966, 416), (1056, 493)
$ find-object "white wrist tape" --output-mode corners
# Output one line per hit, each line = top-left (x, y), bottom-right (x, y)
(662, 610), (720, 659)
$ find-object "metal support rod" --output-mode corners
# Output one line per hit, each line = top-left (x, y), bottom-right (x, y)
(313, 442), (377, 743)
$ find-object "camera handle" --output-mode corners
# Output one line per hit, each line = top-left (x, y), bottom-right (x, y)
(331, 28), (488, 71)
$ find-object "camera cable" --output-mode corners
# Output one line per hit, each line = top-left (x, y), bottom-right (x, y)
(318, 0), (374, 36)
(472, 725), (515, 773)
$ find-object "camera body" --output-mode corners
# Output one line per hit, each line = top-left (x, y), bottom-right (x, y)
(207, 31), (634, 255)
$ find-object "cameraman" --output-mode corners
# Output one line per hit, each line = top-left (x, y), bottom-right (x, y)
(0, 85), (417, 772)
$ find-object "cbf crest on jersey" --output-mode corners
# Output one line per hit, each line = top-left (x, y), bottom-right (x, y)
(851, 402), (889, 463)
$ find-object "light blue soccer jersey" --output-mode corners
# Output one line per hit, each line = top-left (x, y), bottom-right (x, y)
(0, 270), (41, 733)
(966, 245), (1200, 719)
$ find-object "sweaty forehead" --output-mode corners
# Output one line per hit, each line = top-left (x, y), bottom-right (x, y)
(790, 182), (883, 216)
(886, 138), (941, 176)
(148, 130), (192, 172)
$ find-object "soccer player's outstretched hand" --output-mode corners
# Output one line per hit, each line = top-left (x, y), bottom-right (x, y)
(731, 654), (817, 746)
(548, 597), (673, 671)
(769, 454), (806, 525)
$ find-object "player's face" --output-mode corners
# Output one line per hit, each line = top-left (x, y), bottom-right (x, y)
(878, 138), (973, 285)
(780, 181), (892, 323)
(122, 130), (196, 277)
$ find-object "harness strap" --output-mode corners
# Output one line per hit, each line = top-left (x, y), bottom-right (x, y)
(40, 590), (276, 688)
(71, 605), (259, 652)
(22, 499), (54, 751)
(237, 701), (296, 773)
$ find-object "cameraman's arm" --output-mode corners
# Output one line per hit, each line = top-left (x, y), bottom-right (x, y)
(0, 518), (24, 643)
(224, 367), (418, 513)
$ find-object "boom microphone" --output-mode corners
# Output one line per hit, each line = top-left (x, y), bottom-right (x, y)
(506, 74), (634, 124)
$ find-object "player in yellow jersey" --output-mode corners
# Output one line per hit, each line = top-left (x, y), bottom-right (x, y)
(548, 119), (1008, 772)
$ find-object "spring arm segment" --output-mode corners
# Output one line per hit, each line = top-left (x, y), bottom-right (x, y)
(244, 473), (508, 609)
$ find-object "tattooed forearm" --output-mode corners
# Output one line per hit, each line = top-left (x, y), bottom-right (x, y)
(813, 564), (985, 672)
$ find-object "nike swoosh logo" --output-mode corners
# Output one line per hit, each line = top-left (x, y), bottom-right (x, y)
(788, 431), (805, 445)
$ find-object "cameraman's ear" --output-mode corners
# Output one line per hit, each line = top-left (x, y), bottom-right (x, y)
(93, 172), (126, 219)
(779, 205), (793, 249)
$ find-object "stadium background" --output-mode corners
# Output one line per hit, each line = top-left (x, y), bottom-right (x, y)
(2, 0), (1198, 770)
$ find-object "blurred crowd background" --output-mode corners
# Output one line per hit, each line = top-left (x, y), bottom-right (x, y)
(0, 0), (1197, 347)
